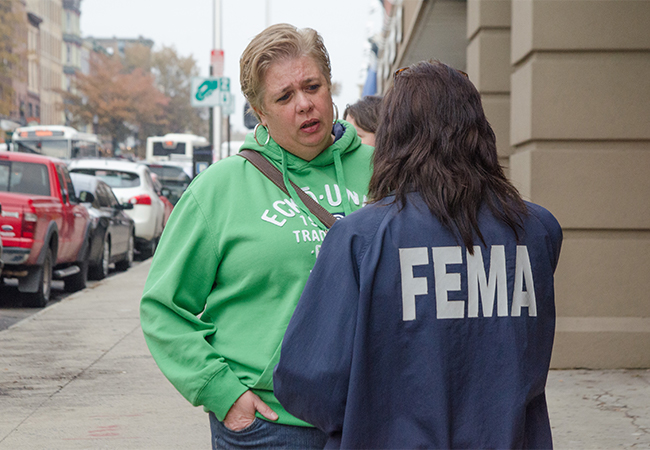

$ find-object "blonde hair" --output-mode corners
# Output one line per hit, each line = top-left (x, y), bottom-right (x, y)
(240, 23), (332, 120)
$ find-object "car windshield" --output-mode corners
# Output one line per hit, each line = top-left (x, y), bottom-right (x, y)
(152, 141), (186, 156)
(72, 169), (140, 188)
(0, 161), (50, 196)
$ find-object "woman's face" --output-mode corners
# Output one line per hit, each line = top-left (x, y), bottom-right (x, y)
(255, 56), (333, 161)
(346, 116), (376, 147)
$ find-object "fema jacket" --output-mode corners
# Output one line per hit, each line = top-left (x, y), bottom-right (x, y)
(274, 193), (563, 449)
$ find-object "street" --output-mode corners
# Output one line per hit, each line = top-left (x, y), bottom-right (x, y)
(0, 259), (145, 331)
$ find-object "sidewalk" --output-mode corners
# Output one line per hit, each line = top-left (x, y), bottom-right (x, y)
(0, 259), (649, 449)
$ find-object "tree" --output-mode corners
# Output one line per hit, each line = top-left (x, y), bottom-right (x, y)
(0, 0), (27, 118)
(152, 46), (208, 137)
(123, 43), (152, 74)
(126, 67), (169, 154)
(64, 45), (207, 155)
(63, 54), (168, 156)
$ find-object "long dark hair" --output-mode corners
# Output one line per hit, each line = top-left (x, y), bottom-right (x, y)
(368, 60), (527, 253)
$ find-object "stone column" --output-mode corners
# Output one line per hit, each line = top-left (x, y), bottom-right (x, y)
(509, 0), (650, 367)
(467, 0), (513, 173)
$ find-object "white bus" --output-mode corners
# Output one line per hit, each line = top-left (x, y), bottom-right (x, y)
(11, 125), (100, 160)
(146, 133), (212, 177)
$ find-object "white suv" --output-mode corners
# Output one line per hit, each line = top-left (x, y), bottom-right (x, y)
(69, 159), (165, 258)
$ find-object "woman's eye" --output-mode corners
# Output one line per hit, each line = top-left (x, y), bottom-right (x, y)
(308, 84), (320, 91)
(277, 93), (290, 102)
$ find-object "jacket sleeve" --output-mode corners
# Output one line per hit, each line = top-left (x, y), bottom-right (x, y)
(140, 187), (247, 420)
(527, 202), (563, 272)
(273, 220), (361, 435)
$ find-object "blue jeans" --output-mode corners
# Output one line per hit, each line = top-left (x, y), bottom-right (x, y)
(209, 412), (327, 449)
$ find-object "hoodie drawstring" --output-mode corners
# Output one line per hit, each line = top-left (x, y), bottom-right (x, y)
(279, 145), (353, 231)
(332, 148), (352, 216)
(280, 149), (327, 231)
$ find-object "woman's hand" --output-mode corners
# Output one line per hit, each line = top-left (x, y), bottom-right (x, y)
(223, 390), (279, 431)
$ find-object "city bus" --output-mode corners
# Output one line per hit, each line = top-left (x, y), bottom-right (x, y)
(11, 125), (100, 160)
(145, 133), (212, 177)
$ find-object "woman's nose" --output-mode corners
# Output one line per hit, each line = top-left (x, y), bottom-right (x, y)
(296, 92), (313, 113)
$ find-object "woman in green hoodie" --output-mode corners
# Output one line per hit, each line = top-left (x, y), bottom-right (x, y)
(140, 24), (373, 449)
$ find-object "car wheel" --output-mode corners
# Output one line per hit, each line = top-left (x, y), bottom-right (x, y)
(64, 243), (89, 293)
(115, 233), (134, 271)
(89, 236), (110, 280)
(23, 248), (53, 308)
(140, 237), (158, 260)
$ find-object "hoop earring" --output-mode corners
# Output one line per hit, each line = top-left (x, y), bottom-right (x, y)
(254, 123), (270, 146)
(333, 103), (339, 123)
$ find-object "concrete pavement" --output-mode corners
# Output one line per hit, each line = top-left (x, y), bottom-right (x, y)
(0, 259), (649, 449)
(0, 260), (208, 449)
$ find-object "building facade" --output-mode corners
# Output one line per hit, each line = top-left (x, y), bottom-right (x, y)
(84, 35), (154, 61)
(61, 0), (82, 94)
(26, 11), (43, 125)
(25, 0), (64, 125)
(375, 0), (650, 368)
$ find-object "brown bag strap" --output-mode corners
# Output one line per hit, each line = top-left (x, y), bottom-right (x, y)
(238, 149), (337, 229)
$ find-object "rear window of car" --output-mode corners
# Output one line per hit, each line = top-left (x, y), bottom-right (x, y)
(147, 165), (191, 186)
(0, 161), (50, 196)
(72, 169), (140, 188)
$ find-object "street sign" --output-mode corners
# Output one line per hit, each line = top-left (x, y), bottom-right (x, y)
(191, 77), (231, 107)
(211, 49), (224, 77)
(221, 92), (235, 116)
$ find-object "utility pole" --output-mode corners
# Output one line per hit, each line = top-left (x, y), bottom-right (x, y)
(211, 0), (222, 160)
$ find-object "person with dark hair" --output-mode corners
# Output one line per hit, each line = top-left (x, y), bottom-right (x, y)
(274, 60), (563, 449)
(342, 95), (382, 146)
(140, 24), (373, 449)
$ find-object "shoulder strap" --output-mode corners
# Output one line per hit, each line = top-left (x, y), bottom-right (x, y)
(238, 149), (337, 229)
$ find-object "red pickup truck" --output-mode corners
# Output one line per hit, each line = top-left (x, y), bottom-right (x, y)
(0, 152), (93, 307)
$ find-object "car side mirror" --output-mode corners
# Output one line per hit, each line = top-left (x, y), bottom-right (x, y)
(119, 202), (134, 210)
(79, 191), (95, 204)
(160, 187), (172, 198)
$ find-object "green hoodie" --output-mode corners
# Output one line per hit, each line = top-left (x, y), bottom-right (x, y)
(140, 121), (373, 426)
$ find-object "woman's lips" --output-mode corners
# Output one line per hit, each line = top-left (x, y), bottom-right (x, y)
(300, 119), (320, 133)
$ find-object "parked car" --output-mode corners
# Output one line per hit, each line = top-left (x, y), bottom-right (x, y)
(70, 173), (136, 280)
(68, 159), (165, 258)
(141, 161), (192, 205)
(150, 172), (174, 227)
(0, 151), (93, 306)
(0, 204), (3, 274)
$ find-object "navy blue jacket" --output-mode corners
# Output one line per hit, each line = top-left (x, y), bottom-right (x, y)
(274, 194), (562, 449)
